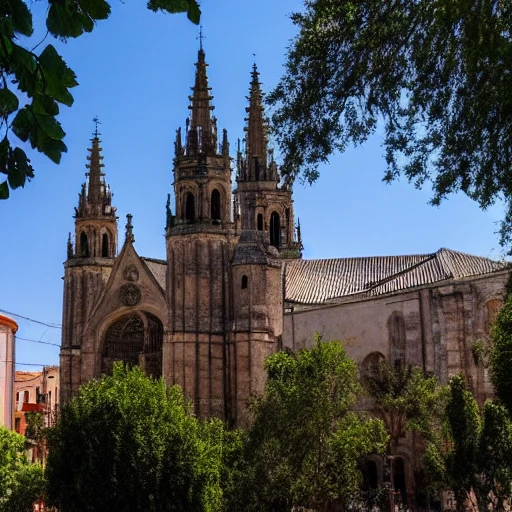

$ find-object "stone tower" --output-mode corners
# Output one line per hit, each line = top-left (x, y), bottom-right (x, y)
(234, 64), (301, 259)
(164, 46), (235, 420)
(60, 130), (117, 401)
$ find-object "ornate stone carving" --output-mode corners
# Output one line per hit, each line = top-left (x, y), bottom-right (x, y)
(119, 284), (141, 307)
(124, 264), (139, 282)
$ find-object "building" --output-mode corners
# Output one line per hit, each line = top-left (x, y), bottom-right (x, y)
(14, 366), (60, 434)
(0, 313), (17, 430)
(59, 47), (509, 496)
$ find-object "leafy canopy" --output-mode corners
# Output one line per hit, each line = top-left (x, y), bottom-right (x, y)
(269, 0), (512, 248)
(227, 338), (388, 511)
(424, 374), (512, 512)
(0, 426), (44, 512)
(45, 363), (234, 512)
(363, 361), (446, 454)
(490, 290), (512, 414)
(0, 0), (200, 199)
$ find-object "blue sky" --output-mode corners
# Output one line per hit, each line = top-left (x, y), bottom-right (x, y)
(1, 0), (506, 370)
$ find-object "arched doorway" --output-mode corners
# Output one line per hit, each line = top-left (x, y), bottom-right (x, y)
(270, 211), (280, 249)
(101, 312), (163, 378)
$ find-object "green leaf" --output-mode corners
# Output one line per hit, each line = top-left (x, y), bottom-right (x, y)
(0, 87), (19, 116)
(35, 113), (65, 140)
(11, 44), (37, 96)
(41, 138), (67, 164)
(32, 94), (59, 116)
(0, 180), (9, 199)
(0, 138), (8, 175)
(7, 0), (34, 36)
(187, 0), (201, 24)
(11, 106), (35, 142)
(38, 44), (77, 106)
(46, 0), (111, 39)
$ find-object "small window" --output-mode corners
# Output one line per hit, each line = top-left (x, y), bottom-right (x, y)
(16, 392), (19, 403)
(14, 417), (20, 433)
(80, 232), (89, 257)
(211, 189), (221, 221)
(24, 390), (29, 403)
(270, 212), (280, 249)
(241, 275), (248, 289)
(257, 213), (263, 231)
(101, 233), (109, 257)
(184, 192), (195, 222)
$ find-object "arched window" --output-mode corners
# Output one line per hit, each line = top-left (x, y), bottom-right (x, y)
(80, 232), (89, 257)
(184, 192), (195, 222)
(388, 312), (406, 366)
(257, 213), (263, 231)
(486, 299), (503, 334)
(211, 189), (221, 221)
(270, 211), (280, 249)
(393, 457), (407, 505)
(361, 352), (385, 382)
(101, 233), (109, 257)
(364, 460), (379, 490)
(241, 275), (248, 289)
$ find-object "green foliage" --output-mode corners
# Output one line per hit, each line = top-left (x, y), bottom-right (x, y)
(478, 401), (512, 511)
(424, 375), (481, 511)
(269, 0), (512, 248)
(227, 339), (389, 511)
(364, 362), (446, 453)
(0, 426), (44, 512)
(0, 0), (200, 199)
(24, 411), (44, 442)
(45, 363), (233, 512)
(490, 294), (512, 415)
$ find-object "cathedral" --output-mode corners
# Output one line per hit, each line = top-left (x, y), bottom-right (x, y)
(60, 46), (509, 491)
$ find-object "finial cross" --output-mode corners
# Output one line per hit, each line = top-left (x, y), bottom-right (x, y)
(197, 25), (205, 49)
(92, 116), (102, 138)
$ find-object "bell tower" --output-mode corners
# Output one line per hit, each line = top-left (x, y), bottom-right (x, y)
(60, 124), (118, 402)
(234, 65), (302, 258)
(164, 44), (235, 420)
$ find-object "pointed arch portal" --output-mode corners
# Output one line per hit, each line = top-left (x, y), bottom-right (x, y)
(102, 312), (163, 378)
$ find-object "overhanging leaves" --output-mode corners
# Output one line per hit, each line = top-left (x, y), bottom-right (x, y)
(270, 0), (512, 249)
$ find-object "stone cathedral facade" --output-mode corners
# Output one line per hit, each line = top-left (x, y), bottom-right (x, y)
(61, 48), (509, 492)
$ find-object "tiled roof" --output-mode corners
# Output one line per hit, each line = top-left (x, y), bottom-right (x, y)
(285, 248), (506, 305)
(141, 257), (167, 291)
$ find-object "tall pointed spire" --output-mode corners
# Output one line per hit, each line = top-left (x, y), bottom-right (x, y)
(246, 63), (268, 179)
(186, 45), (216, 155)
(75, 119), (116, 219)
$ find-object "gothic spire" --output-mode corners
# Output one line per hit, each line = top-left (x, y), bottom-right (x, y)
(186, 47), (216, 155)
(86, 136), (105, 205)
(246, 64), (267, 173)
(76, 120), (116, 219)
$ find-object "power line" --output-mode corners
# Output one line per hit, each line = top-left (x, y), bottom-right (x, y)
(1, 362), (55, 367)
(16, 336), (60, 348)
(0, 309), (62, 329)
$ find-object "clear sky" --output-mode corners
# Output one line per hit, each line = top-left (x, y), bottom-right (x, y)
(1, 0), (506, 370)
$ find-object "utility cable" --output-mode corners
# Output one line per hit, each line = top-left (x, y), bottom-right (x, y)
(0, 309), (62, 329)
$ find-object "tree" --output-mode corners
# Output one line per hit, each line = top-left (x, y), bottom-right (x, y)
(477, 401), (512, 511)
(227, 339), (389, 511)
(0, 0), (200, 199)
(490, 290), (512, 415)
(0, 426), (44, 512)
(45, 363), (233, 512)
(268, 0), (512, 248)
(424, 375), (481, 512)
(364, 362), (445, 454)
